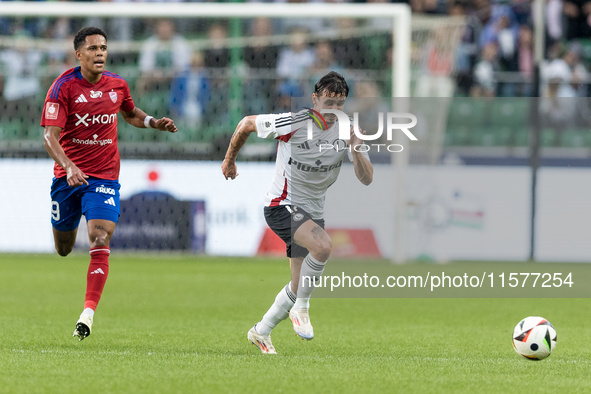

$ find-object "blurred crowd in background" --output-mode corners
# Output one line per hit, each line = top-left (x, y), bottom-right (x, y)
(0, 0), (590, 149)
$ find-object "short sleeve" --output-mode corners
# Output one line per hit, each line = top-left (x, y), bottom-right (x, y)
(120, 80), (135, 113)
(41, 80), (69, 128)
(255, 111), (310, 140)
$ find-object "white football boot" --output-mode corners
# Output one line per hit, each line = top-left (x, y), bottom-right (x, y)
(247, 326), (277, 354)
(289, 309), (314, 340)
(73, 314), (93, 341)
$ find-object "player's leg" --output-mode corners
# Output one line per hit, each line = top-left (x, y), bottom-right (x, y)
(248, 207), (300, 353)
(248, 277), (297, 355)
(249, 256), (307, 354)
(256, 255), (303, 336)
(288, 219), (332, 340)
(50, 177), (83, 256)
(84, 218), (116, 309)
(73, 217), (117, 341)
(293, 219), (331, 258)
(73, 179), (120, 341)
(289, 257), (304, 293)
(52, 228), (78, 256)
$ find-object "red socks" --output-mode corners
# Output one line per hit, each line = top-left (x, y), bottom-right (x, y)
(84, 247), (110, 311)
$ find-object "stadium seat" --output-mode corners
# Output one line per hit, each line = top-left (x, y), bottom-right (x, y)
(23, 122), (43, 140)
(448, 126), (475, 146)
(489, 98), (529, 129)
(511, 128), (529, 147)
(0, 120), (24, 141)
(137, 91), (171, 119)
(562, 128), (591, 148)
(540, 128), (559, 147)
(477, 126), (511, 147)
(447, 98), (486, 130)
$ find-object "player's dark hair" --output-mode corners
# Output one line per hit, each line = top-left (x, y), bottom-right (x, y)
(73, 27), (108, 50)
(314, 71), (349, 97)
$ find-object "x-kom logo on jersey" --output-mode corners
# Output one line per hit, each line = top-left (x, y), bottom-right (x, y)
(75, 113), (90, 127)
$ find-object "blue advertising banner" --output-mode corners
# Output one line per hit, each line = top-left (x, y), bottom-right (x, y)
(110, 191), (206, 252)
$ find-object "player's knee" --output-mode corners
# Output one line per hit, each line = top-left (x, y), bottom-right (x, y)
(313, 238), (332, 262)
(56, 244), (73, 257)
(89, 234), (110, 248)
(88, 227), (112, 248)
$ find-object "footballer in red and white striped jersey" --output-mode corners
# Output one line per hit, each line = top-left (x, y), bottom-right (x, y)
(255, 110), (369, 220)
(41, 66), (134, 180)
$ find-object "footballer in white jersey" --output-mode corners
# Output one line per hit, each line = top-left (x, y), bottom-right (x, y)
(255, 110), (368, 220)
(222, 71), (373, 354)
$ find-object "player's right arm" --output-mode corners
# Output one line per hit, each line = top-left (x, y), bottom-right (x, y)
(222, 111), (307, 180)
(221, 115), (258, 180)
(43, 125), (89, 187)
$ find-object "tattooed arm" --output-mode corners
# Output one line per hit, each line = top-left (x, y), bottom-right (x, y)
(221, 115), (258, 180)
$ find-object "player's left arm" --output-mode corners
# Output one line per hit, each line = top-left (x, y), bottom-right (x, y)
(120, 107), (178, 133)
(350, 127), (373, 186)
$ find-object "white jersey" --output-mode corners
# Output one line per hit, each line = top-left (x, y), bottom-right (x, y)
(255, 110), (368, 219)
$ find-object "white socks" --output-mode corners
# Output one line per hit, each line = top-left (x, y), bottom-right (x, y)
(256, 283), (296, 336)
(81, 308), (94, 318)
(255, 254), (327, 335)
(294, 254), (326, 310)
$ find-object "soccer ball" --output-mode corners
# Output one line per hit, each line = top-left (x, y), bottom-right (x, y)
(512, 316), (557, 360)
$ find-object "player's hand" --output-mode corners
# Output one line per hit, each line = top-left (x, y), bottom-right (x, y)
(66, 164), (89, 187)
(222, 159), (238, 180)
(349, 125), (366, 148)
(154, 117), (178, 133)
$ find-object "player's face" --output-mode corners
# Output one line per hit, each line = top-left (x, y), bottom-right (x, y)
(76, 35), (107, 78)
(313, 92), (346, 128)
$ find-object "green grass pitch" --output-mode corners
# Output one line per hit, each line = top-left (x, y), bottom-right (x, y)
(0, 254), (589, 393)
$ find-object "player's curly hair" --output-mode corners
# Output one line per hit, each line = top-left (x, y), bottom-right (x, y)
(314, 71), (349, 97)
(73, 27), (108, 50)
